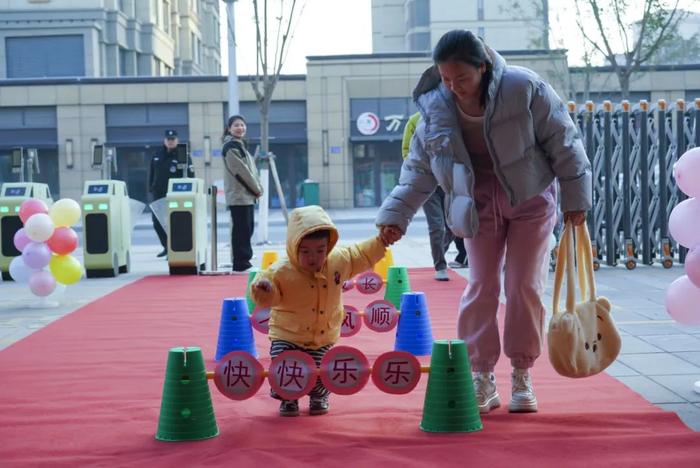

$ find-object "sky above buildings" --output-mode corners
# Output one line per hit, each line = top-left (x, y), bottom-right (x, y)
(220, 0), (700, 75)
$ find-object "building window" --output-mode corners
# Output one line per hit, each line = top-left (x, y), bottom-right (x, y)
(478, 26), (485, 39)
(118, 47), (128, 76)
(408, 32), (430, 51)
(162, 1), (170, 33)
(151, 0), (161, 25)
(477, 0), (484, 20)
(6, 35), (85, 78)
(406, 0), (429, 29)
(191, 33), (197, 62)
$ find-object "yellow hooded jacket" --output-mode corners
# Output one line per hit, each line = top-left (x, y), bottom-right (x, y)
(251, 205), (386, 349)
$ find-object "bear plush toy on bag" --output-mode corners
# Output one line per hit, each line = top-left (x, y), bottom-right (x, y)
(548, 222), (621, 378)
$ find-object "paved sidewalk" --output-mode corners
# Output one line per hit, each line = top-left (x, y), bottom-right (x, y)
(1, 209), (699, 430)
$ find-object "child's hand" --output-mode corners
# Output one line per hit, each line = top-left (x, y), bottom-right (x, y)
(378, 225), (402, 246)
(253, 279), (273, 294)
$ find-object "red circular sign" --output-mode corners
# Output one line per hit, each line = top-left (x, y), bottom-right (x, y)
(340, 305), (362, 337)
(214, 351), (265, 400)
(355, 271), (384, 295)
(341, 280), (355, 293)
(371, 351), (421, 395)
(363, 300), (399, 332)
(356, 112), (380, 136)
(268, 350), (318, 401)
(251, 307), (271, 334)
(319, 346), (370, 395)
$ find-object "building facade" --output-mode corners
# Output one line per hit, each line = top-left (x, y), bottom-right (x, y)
(372, 0), (548, 52)
(4, 49), (697, 209)
(0, 0), (221, 79)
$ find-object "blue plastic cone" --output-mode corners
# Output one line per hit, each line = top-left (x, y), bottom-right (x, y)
(215, 297), (257, 360)
(394, 292), (434, 356)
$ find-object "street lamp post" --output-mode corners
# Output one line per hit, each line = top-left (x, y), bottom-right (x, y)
(223, 0), (239, 117)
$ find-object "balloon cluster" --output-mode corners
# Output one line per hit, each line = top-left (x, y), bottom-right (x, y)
(666, 147), (700, 325)
(9, 198), (83, 298)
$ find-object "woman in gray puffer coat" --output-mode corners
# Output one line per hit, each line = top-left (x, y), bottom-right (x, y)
(222, 115), (263, 272)
(377, 30), (591, 415)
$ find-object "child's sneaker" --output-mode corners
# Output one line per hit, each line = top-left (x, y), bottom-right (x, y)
(309, 396), (330, 415)
(509, 368), (538, 413)
(472, 371), (501, 414)
(279, 400), (299, 417)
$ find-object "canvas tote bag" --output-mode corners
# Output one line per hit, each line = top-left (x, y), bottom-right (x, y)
(548, 222), (621, 378)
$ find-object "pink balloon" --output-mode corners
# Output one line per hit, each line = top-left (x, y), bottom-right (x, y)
(13, 228), (31, 253)
(666, 275), (700, 325)
(21, 242), (52, 270)
(669, 198), (700, 248)
(19, 199), (49, 224)
(674, 148), (700, 198)
(47, 227), (78, 255)
(28, 270), (57, 297)
(686, 247), (700, 288)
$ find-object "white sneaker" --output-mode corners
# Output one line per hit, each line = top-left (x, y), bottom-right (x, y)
(434, 269), (449, 281)
(472, 372), (501, 414)
(509, 368), (538, 413)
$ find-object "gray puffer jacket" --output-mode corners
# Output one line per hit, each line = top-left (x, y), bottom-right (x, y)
(375, 48), (592, 238)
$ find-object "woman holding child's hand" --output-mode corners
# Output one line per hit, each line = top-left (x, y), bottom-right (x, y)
(375, 30), (591, 415)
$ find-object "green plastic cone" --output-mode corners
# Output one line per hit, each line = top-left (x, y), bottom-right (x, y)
(156, 347), (219, 441)
(420, 339), (483, 433)
(384, 266), (411, 309)
(245, 268), (260, 316)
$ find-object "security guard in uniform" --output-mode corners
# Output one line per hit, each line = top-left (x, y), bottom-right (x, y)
(148, 129), (194, 257)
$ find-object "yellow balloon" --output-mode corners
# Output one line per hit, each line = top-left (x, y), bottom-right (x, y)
(49, 255), (83, 285)
(49, 198), (81, 228)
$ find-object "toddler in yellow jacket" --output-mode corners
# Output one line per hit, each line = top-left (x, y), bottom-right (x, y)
(251, 205), (390, 417)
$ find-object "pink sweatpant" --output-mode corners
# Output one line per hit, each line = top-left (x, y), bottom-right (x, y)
(457, 172), (557, 372)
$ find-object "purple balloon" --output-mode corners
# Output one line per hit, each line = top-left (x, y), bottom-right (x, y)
(686, 247), (700, 289)
(21, 242), (52, 270)
(13, 228), (31, 253)
(668, 198), (700, 249)
(666, 275), (700, 325)
(8, 256), (36, 283)
(28, 270), (57, 297)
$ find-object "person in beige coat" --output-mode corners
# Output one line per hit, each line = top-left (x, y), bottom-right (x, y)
(222, 115), (263, 272)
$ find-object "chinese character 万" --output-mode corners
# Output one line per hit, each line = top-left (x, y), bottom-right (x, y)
(384, 360), (411, 385)
(332, 358), (358, 384)
(384, 114), (405, 132)
(224, 360), (251, 388)
(277, 359), (305, 389)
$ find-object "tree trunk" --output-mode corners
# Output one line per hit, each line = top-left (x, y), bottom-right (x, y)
(260, 97), (270, 155)
(618, 71), (630, 100)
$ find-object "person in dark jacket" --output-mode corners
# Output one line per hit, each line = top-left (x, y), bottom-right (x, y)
(148, 129), (194, 257)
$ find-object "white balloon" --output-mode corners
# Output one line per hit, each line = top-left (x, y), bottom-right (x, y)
(24, 213), (55, 243)
(8, 256), (37, 283)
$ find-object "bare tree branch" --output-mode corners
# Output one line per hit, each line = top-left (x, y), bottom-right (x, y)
(635, 1), (682, 65)
(572, 0), (686, 98)
(584, 0), (620, 63)
(612, 0), (632, 56)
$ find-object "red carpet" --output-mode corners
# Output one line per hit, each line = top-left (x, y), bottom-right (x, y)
(0, 268), (699, 467)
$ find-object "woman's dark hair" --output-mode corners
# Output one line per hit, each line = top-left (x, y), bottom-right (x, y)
(433, 30), (493, 107)
(222, 114), (247, 141)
